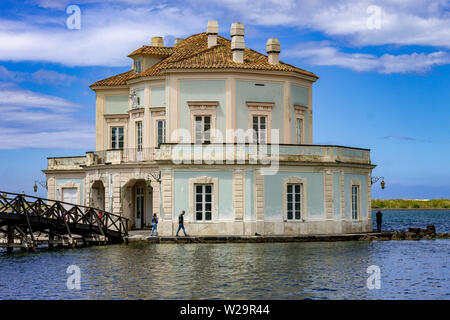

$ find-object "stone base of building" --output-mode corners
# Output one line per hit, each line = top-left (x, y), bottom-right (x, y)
(155, 219), (372, 236)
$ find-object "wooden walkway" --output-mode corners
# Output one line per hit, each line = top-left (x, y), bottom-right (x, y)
(0, 191), (128, 253)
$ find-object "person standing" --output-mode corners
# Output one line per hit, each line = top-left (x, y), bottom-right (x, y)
(376, 210), (383, 232)
(176, 210), (188, 237)
(151, 214), (159, 236)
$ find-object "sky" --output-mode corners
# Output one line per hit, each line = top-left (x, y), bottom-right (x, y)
(0, 0), (449, 199)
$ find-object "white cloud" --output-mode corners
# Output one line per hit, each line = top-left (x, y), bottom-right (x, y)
(0, 83), (94, 149)
(215, 0), (450, 48)
(284, 42), (450, 74)
(0, 66), (78, 85)
(0, 4), (209, 66)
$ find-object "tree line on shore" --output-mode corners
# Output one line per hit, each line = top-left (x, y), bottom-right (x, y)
(372, 199), (450, 209)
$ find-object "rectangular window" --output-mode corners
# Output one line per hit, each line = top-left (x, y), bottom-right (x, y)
(352, 185), (359, 220)
(194, 116), (211, 144)
(136, 122), (142, 152)
(252, 116), (267, 144)
(287, 183), (302, 220)
(157, 120), (166, 146)
(111, 127), (124, 150)
(195, 184), (212, 221)
(134, 60), (142, 74)
(296, 118), (303, 144)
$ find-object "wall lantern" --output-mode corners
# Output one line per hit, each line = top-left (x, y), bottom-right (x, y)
(371, 176), (385, 189)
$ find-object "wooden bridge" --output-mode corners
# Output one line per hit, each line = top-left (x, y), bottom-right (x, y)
(0, 191), (128, 253)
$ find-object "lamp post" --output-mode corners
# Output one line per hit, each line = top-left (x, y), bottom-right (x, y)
(371, 176), (385, 189)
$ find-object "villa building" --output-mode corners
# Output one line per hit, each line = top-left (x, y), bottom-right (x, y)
(43, 21), (375, 235)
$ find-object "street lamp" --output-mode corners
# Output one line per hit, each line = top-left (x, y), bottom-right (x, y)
(33, 180), (48, 192)
(371, 176), (385, 189)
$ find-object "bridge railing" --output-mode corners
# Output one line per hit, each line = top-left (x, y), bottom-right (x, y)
(0, 191), (128, 237)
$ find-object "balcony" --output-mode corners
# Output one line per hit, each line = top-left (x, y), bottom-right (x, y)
(46, 144), (371, 171)
(94, 148), (155, 164)
(155, 143), (371, 165)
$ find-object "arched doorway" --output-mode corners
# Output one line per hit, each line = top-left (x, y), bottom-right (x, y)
(123, 179), (153, 229)
(91, 180), (105, 210)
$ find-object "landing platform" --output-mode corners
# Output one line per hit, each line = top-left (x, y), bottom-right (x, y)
(126, 231), (383, 243)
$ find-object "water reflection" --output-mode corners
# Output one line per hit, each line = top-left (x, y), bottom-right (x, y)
(1, 240), (448, 299)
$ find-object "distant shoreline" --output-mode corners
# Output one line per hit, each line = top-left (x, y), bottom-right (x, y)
(372, 199), (450, 210)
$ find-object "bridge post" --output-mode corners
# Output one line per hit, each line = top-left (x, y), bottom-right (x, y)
(48, 228), (55, 250)
(7, 224), (14, 254)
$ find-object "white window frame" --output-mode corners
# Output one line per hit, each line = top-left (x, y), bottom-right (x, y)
(247, 102), (274, 144)
(294, 105), (307, 145)
(134, 59), (142, 74)
(188, 101), (218, 144)
(110, 126), (124, 150)
(156, 119), (166, 146)
(286, 183), (303, 221)
(282, 176), (308, 222)
(194, 184), (213, 222)
(188, 176), (219, 223)
(136, 121), (143, 152)
(151, 108), (166, 148)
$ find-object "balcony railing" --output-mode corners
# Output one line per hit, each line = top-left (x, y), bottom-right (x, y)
(94, 148), (155, 164)
(46, 144), (371, 170)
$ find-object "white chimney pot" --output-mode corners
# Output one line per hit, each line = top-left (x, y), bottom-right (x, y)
(207, 20), (219, 48)
(230, 22), (245, 37)
(266, 38), (280, 65)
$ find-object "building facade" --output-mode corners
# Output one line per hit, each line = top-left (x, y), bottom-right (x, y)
(44, 21), (375, 236)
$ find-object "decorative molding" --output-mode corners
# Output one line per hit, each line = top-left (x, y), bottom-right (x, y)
(282, 176), (308, 222)
(188, 176), (219, 223)
(350, 178), (363, 221)
(57, 181), (82, 205)
(187, 101), (219, 107)
(189, 103), (217, 143)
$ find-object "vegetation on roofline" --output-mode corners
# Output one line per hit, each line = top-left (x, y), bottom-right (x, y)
(372, 199), (450, 209)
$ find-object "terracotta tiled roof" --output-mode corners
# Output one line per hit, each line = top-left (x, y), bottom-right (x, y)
(91, 33), (318, 87)
(128, 46), (174, 57)
(90, 70), (135, 87)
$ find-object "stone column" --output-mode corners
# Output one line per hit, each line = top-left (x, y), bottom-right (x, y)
(255, 170), (265, 235)
(233, 169), (245, 221)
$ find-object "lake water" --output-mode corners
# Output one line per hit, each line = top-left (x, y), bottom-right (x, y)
(0, 210), (449, 300)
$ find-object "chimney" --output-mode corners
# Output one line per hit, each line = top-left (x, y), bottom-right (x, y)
(230, 22), (245, 63)
(151, 36), (164, 47)
(174, 38), (184, 46)
(206, 20), (218, 48)
(266, 38), (280, 65)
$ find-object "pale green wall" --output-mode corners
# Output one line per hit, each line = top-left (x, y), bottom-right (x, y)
(179, 80), (226, 137)
(245, 170), (254, 220)
(290, 84), (309, 143)
(151, 87), (165, 107)
(236, 81), (284, 142)
(344, 174), (367, 218)
(173, 171), (233, 221)
(334, 173), (341, 219)
(264, 172), (324, 220)
(105, 95), (128, 115)
(136, 89), (144, 107)
(55, 178), (84, 205)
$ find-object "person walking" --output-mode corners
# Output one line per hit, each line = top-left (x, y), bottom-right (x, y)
(151, 214), (159, 236)
(176, 210), (188, 237)
(376, 210), (383, 232)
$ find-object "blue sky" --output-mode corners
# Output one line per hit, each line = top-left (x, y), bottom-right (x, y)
(0, 0), (449, 199)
